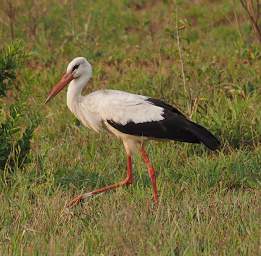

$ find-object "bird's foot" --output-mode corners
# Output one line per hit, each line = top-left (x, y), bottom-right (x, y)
(66, 192), (93, 208)
(146, 199), (159, 211)
(66, 194), (85, 208)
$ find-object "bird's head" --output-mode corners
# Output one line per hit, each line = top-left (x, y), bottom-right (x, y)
(45, 57), (92, 104)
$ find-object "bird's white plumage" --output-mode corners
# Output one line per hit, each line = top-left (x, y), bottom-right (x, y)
(81, 89), (164, 125)
(46, 57), (219, 207)
(63, 57), (165, 152)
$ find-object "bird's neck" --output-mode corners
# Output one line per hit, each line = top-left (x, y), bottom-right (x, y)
(67, 76), (89, 113)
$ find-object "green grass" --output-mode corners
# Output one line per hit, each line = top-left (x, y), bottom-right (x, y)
(0, 0), (261, 255)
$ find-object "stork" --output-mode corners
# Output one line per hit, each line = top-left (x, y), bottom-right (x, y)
(45, 57), (220, 207)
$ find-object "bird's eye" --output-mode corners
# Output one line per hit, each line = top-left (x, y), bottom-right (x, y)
(72, 64), (80, 71)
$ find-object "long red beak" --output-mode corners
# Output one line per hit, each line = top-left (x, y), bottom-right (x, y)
(45, 73), (74, 104)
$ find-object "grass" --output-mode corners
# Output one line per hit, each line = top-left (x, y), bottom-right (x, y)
(0, 0), (261, 255)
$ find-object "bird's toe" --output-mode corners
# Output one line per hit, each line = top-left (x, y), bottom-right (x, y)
(66, 194), (84, 208)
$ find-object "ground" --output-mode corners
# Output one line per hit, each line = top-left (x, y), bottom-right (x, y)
(0, 0), (260, 255)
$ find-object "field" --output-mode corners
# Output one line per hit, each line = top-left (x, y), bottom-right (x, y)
(0, 0), (260, 255)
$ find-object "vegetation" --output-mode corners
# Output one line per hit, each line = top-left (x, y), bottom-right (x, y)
(240, 0), (261, 43)
(0, 0), (260, 255)
(0, 42), (38, 177)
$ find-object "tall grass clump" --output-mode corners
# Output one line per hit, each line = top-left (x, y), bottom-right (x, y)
(0, 41), (38, 177)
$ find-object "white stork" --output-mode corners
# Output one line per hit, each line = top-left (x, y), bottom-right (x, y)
(45, 57), (220, 207)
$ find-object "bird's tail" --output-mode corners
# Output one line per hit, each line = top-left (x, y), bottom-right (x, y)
(187, 121), (220, 150)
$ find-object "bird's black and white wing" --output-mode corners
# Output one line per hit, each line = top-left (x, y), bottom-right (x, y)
(82, 90), (220, 150)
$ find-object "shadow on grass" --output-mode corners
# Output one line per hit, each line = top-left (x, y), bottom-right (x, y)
(161, 148), (261, 193)
(54, 147), (260, 195)
(54, 165), (163, 193)
(54, 167), (113, 191)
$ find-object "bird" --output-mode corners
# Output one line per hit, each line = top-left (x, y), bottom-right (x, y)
(45, 57), (220, 207)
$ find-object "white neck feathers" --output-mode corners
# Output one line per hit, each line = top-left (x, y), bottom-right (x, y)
(67, 74), (90, 113)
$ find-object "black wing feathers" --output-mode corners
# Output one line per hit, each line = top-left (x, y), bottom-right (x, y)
(146, 98), (185, 117)
(185, 121), (220, 150)
(107, 97), (220, 150)
(107, 114), (200, 143)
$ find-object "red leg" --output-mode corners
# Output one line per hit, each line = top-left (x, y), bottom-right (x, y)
(140, 146), (159, 206)
(67, 155), (133, 207)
